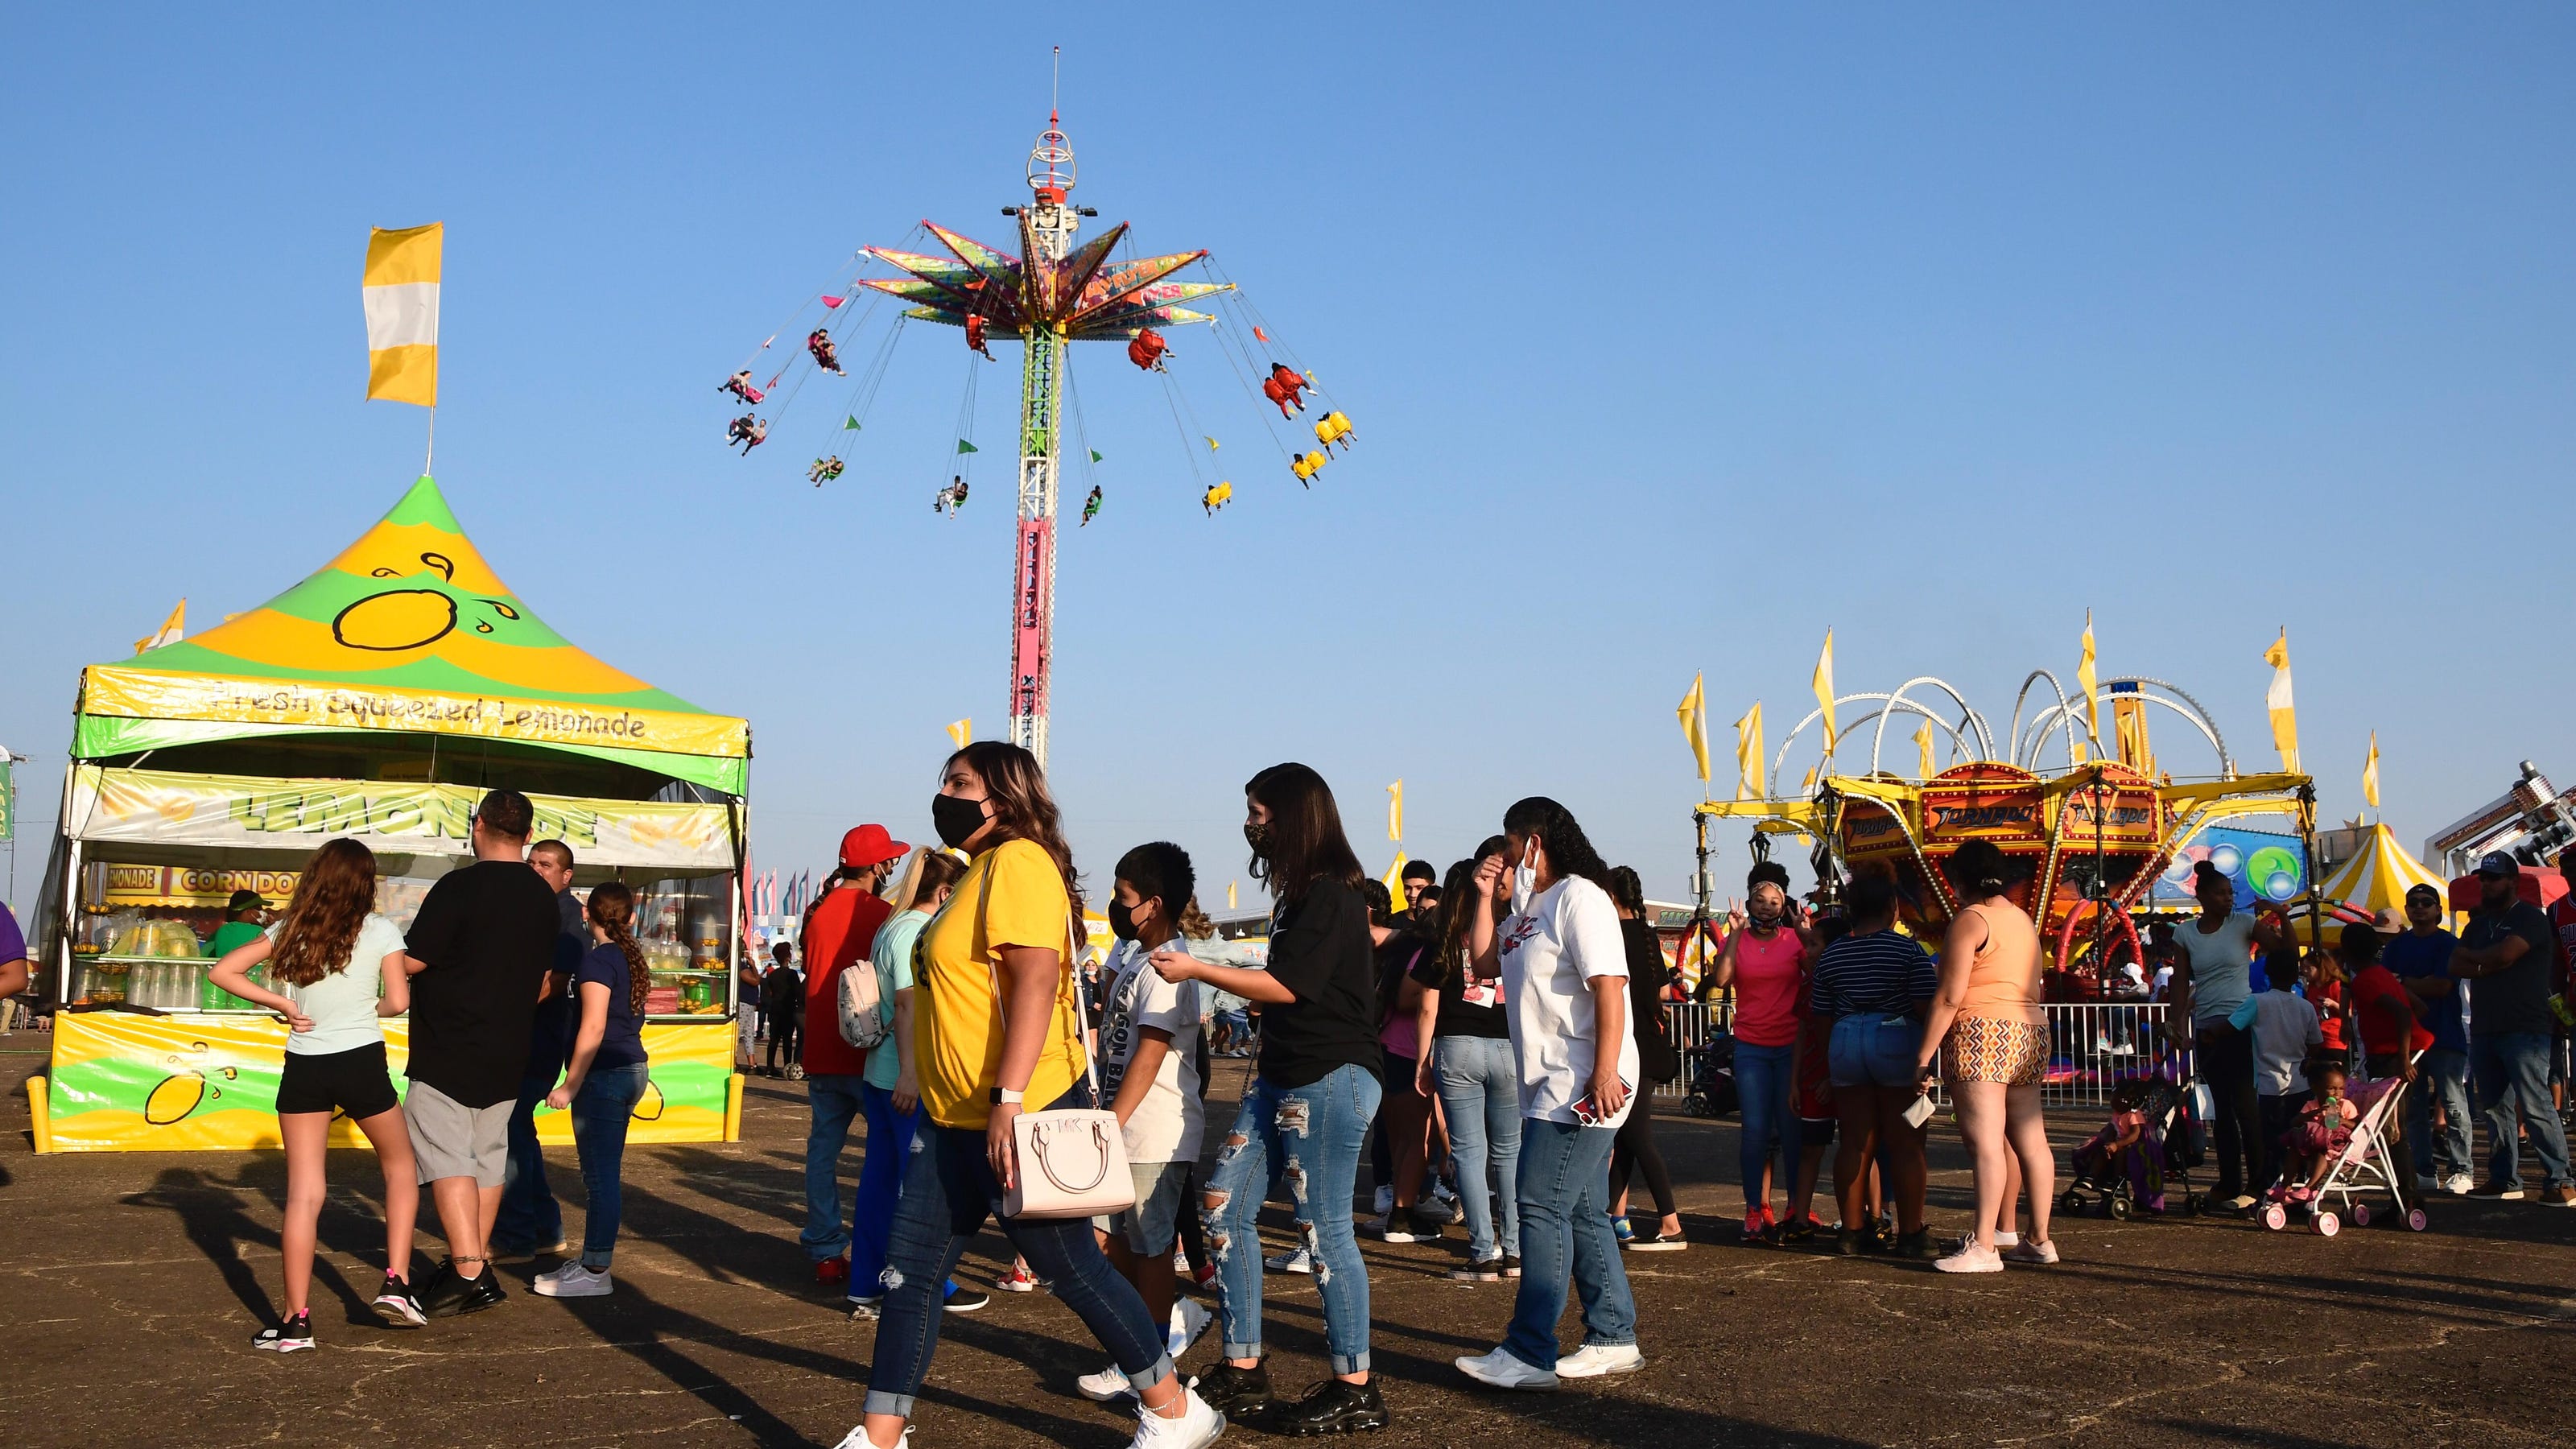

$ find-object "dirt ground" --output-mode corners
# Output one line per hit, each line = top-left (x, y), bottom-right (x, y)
(1, 1041), (2571, 1449)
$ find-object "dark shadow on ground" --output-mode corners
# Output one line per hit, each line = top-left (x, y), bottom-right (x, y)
(118, 1164), (372, 1327)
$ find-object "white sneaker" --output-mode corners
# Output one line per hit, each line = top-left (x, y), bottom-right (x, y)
(1167, 1298), (1215, 1358)
(1554, 1342), (1645, 1378)
(1078, 1364), (1133, 1402)
(1933, 1245), (2004, 1274)
(2442, 1173), (2475, 1196)
(1128, 1386), (1225, 1449)
(2001, 1240), (2059, 1265)
(532, 1263), (613, 1298)
(830, 1426), (907, 1449)
(1456, 1344), (1559, 1389)
(1264, 1246), (1312, 1274)
(1955, 1230), (2017, 1254)
(1373, 1184), (1395, 1216)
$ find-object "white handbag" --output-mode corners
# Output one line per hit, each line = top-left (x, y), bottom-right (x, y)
(997, 912), (1135, 1220)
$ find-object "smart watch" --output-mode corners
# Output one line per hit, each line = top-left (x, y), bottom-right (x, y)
(990, 1087), (1025, 1105)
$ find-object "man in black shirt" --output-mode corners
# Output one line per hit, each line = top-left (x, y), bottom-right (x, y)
(2450, 852), (2574, 1204)
(762, 942), (803, 1077)
(493, 839), (584, 1258)
(403, 789), (564, 1315)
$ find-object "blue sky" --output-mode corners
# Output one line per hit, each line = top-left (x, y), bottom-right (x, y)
(5, 6), (2572, 916)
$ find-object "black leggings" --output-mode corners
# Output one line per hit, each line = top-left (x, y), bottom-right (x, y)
(766, 1018), (800, 1070)
(1608, 1100), (1678, 1219)
(2197, 1025), (2261, 1199)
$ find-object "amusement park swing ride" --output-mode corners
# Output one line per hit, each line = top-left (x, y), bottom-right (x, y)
(721, 57), (1352, 768)
(1689, 663), (2326, 995)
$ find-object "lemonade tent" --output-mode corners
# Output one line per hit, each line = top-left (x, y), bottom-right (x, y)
(35, 475), (751, 1152)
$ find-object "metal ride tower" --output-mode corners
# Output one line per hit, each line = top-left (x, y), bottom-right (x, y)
(860, 114), (1229, 769)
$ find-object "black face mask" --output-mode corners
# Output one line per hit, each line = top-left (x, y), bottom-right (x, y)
(931, 793), (989, 850)
(1108, 899), (1137, 941)
(1243, 821), (1271, 856)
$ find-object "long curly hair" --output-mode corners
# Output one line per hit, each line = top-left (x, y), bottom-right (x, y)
(947, 741), (1086, 952)
(1428, 837), (1509, 989)
(1501, 796), (1615, 894)
(584, 881), (651, 1018)
(270, 839), (378, 988)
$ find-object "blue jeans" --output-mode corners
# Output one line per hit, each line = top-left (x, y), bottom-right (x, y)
(2471, 1032), (2571, 1191)
(494, 1070), (562, 1251)
(571, 1062), (649, 1269)
(1503, 1117), (1637, 1370)
(864, 1087), (1174, 1420)
(2407, 1046), (2471, 1179)
(1203, 1063), (1381, 1376)
(850, 1083), (921, 1297)
(1432, 1034), (1522, 1261)
(802, 1072), (869, 1261)
(1734, 1040), (1798, 1210)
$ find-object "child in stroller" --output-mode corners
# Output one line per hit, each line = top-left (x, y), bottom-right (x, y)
(2063, 1076), (2168, 1219)
(2260, 1056), (2428, 1235)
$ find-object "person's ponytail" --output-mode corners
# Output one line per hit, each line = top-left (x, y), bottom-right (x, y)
(586, 881), (651, 1018)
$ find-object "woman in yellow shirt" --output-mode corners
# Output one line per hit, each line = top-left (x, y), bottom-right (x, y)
(843, 741), (1221, 1449)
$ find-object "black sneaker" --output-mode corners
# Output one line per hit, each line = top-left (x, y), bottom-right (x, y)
(253, 1312), (315, 1353)
(1270, 1377), (1389, 1436)
(1778, 1215), (1818, 1246)
(421, 1261), (507, 1317)
(2470, 1182), (2526, 1201)
(1379, 1207), (1447, 1244)
(1189, 1360), (1274, 1419)
(1833, 1228), (1870, 1257)
(370, 1273), (427, 1328)
(1891, 1228), (1942, 1261)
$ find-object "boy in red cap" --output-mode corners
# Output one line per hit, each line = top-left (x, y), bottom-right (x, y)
(799, 825), (906, 1283)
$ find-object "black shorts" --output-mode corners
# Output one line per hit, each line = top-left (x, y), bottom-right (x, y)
(1800, 1116), (1838, 1146)
(277, 1040), (401, 1119)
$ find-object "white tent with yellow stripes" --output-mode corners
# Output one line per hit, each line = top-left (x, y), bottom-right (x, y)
(2298, 823), (2446, 923)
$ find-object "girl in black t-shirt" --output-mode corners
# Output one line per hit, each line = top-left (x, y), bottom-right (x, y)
(1409, 846), (1523, 1278)
(533, 882), (654, 1299)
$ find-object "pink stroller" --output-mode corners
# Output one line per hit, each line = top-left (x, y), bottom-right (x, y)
(2260, 1055), (2429, 1236)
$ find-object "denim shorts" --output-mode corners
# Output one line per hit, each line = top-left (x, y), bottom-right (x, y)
(1097, 1158), (1191, 1254)
(1827, 1013), (1922, 1089)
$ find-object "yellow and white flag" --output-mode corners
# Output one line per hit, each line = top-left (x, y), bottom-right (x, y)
(2363, 731), (2380, 810)
(1916, 720), (1936, 780)
(2263, 630), (2299, 773)
(134, 598), (185, 654)
(1677, 673), (1711, 791)
(946, 718), (971, 749)
(1226, 881), (1238, 910)
(1381, 852), (1410, 906)
(1812, 629), (1838, 753)
(364, 223), (442, 407)
(2076, 611), (2100, 747)
(1734, 701), (1765, 800)
(1387, 780), (1403, 842)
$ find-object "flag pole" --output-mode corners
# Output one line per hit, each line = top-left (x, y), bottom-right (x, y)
(424, 406), (436, 476)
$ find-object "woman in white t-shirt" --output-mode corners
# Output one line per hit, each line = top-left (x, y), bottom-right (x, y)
(2166, 861), (2291, 1208)
(1453, 797), (1645, 1390)
(209, 838), (420, 1352)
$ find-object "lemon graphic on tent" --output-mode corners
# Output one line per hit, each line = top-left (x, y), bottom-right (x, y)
(331, 551), (526, 651)
(631, 1079), (667, 1121)
(144, 1043), (239, 1125)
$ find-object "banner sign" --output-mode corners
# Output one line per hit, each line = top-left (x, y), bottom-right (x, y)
(1010, 518), (1053, 728)
(67, 765), (734, 870)
(80, 664), (748, 761)
(2149, 825), (2309, 910)
(45, 1013), (731, 1152)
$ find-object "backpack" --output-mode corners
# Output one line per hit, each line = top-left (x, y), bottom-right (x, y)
(837, 952), (893, 1051)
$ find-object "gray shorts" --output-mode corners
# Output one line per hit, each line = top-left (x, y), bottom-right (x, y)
(402, 1079), (514, 1187)
(1096, 1159), (1191, 1255)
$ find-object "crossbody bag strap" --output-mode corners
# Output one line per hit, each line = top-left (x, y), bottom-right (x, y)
(976, 853), (1100, 1104)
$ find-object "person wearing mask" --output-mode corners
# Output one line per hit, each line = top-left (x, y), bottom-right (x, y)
(763, 942), (805, 1078)
(2165, 861), (2292, 1211)
(200, 890), (269, 1010)
(1076, 842), (1214, 1402)
(1149, 762), (1388, 1435)
(845, 847), (983, 1319)
(399, 789), (563, 1317)
(1706, 861), (1817, 1243)
(1367, 879), (1443, 1245)
(494, 839), (582, 1260)
(1604, 865), (1684, 1252)
(799, 824), (910, 1286)
(209, 839), (419, 1348)
(2449, 852), (2574, 1204)
(2387, 882), (2470, 1193)
(1917, 840), (2057, 1272)
(1453, 796), (1644, 1389)
(1806, 869), (1938, 1258)
(530, 882), (653, 1298)
(1411, 848), (1522, 1282)
(840, 742), (1221, 1449)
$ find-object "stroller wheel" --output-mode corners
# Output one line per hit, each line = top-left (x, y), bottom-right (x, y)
(1681, 1093), (1706, 1118)
(2107, 1195), (2132, 1222)
(2406, 1208), (2429, 1232)
(2177, 1194), (2199, 1218)
(2350, 1202), (2371, 1228)
(2059, 1190), (2083, 1212)
(2312, 1211), (2339, 1238)
(2262, 1203), (2287, 1232)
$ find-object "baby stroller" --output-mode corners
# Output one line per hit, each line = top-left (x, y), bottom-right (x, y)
(2060, 1073), (2200, 1220)
(2260, 1055), (2428, 1236)
(1678, 1030), (1738, 1119)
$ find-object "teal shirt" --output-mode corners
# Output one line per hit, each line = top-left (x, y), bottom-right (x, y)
(865, 909), (931, 1090)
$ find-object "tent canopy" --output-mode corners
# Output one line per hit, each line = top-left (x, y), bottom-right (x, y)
(2299, 823), (2444, 920)
(72, 476), (748, 795)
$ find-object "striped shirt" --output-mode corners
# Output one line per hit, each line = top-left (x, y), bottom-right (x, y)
(1809, 927), (1938, 1018)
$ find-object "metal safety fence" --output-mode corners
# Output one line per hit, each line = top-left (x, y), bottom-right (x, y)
(1656, 1001), (2192, 1109)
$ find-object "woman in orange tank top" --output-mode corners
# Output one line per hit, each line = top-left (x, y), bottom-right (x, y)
(1913, 841), (2058, 1272)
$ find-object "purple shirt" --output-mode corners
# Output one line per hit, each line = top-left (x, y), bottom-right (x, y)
(0, 902), (27, 966)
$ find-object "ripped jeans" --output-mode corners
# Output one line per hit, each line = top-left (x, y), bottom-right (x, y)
(1201, 1063), (1380, 1376)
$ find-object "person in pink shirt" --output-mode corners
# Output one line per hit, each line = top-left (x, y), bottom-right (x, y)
(1706, 861), (1818, 1243)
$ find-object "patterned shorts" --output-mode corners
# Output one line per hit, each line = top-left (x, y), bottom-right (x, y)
(1940, 1016), (2050, 1087)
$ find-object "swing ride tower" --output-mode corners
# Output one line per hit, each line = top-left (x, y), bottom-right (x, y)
(857, 114), (1230, 769)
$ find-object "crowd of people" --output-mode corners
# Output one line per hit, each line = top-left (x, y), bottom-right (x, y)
(31, 747), (2574, 1447)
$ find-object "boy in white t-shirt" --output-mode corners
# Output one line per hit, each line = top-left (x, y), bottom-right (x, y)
(2248, 964), (2322, 1192)
(1076, 842), (1210, 1402)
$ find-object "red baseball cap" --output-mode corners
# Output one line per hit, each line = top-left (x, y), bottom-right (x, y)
(838, 824), (910, 870)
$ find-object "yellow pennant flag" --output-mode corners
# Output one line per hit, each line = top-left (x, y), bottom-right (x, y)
(1381, 852), (1409, 906)
(2076, 611), (2100, 747)
(946, 718), (971, 749)
(134, 598), (186, 654)
(1227, 881), (1238, 910)
(2114, 695), (2153, 777)
(1812, 629), (1838, 754)
(1734, 701), (1765, 800)
(1387, 780), (1403, 843)
(1916, 720), (1936, 780)
(1677, 673), (1711, 791)
(2263, 630), (2300, 773)
(363, 223), (442, 407)
(1800, 766), (1818, 793)
(2363, 730), (2381, 810)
